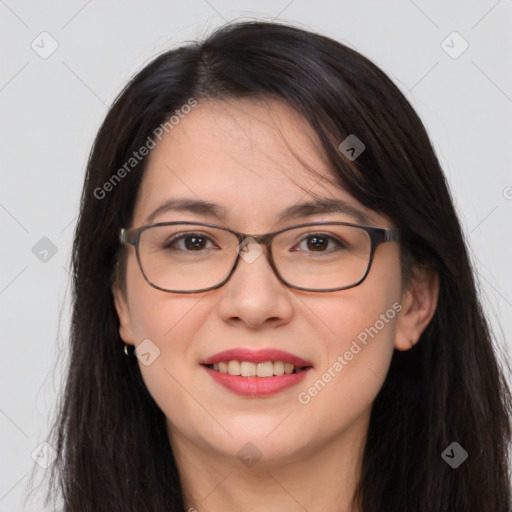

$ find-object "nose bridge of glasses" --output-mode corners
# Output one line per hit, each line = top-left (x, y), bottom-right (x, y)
(234, 233), (272, 265)
(238, 232), (271, 248)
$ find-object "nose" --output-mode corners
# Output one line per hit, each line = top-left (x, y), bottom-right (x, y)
(216, 239), (294, 329)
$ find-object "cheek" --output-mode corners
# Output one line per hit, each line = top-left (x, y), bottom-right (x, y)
(295, 268), (402, 418)
(295, 302), (399, 437)
(126, 286), (209, 438)
(316, 267), (402, 360)
(129, 289), (200, 344)
(124, 254), (201, 344)
(124, 256), (206, 411)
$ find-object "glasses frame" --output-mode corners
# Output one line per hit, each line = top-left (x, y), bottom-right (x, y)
(120, 221), (401, 293)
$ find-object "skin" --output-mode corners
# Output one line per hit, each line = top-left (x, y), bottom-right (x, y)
(114, 98), (438, 512)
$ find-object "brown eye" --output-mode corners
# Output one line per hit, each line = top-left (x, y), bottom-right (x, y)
(293, 233), (345, 253)
(164, 233), (216, 252)
(306, 235), (329, 251)
(184, 235), (207, 250)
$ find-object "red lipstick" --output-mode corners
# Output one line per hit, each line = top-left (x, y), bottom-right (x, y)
(201, 348), (312, 367)
(201, 348), (313, 397)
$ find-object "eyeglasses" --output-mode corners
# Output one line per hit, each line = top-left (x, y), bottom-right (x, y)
(119, 221), (401, 293)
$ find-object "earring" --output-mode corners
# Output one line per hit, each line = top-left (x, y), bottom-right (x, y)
(124, 344), (130, 356)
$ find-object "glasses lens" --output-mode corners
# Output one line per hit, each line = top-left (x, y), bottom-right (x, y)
(138, 224), (238, 291)
(136, 223), (372, 292)
(273, 224), (371, 290)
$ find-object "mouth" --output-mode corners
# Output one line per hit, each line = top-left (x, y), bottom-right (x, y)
(200, 348), (313, 397)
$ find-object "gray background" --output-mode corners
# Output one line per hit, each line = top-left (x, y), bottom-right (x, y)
(1, 1), (511, 510)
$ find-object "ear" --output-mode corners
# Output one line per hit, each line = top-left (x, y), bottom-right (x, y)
(112, 285), (136, 346)
(394, 266), (439, 351)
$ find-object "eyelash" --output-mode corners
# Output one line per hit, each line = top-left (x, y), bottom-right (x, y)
(164, 232), (346, 253)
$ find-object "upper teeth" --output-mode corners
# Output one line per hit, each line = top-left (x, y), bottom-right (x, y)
(212, 360), (298, 377)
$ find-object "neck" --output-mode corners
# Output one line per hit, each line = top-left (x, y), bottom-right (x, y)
(167, 413), (368, 512)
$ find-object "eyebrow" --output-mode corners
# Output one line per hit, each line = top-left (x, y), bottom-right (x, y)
(145, 197), (372, 225)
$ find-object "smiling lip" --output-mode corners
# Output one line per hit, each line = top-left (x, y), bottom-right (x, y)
(201, 348), (313, 397)
(201, 348), (312, 367)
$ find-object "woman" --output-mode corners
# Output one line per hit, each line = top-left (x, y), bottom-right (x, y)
(45, 21), (511, 511)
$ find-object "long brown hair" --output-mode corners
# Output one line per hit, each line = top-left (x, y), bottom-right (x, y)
(42, 21), (511, 511)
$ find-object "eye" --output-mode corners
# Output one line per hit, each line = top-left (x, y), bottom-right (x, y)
(293, 233), (347, 253)
(165, 233), (218, 252)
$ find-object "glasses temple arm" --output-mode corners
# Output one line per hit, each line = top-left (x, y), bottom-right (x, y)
(383, 228), (401, 242)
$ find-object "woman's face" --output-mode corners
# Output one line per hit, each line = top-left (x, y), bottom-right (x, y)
(114, 98), (412, 468)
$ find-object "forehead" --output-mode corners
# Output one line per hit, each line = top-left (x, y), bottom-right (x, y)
(133, 98), (380, 229)
(151, 97), (328, 178)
